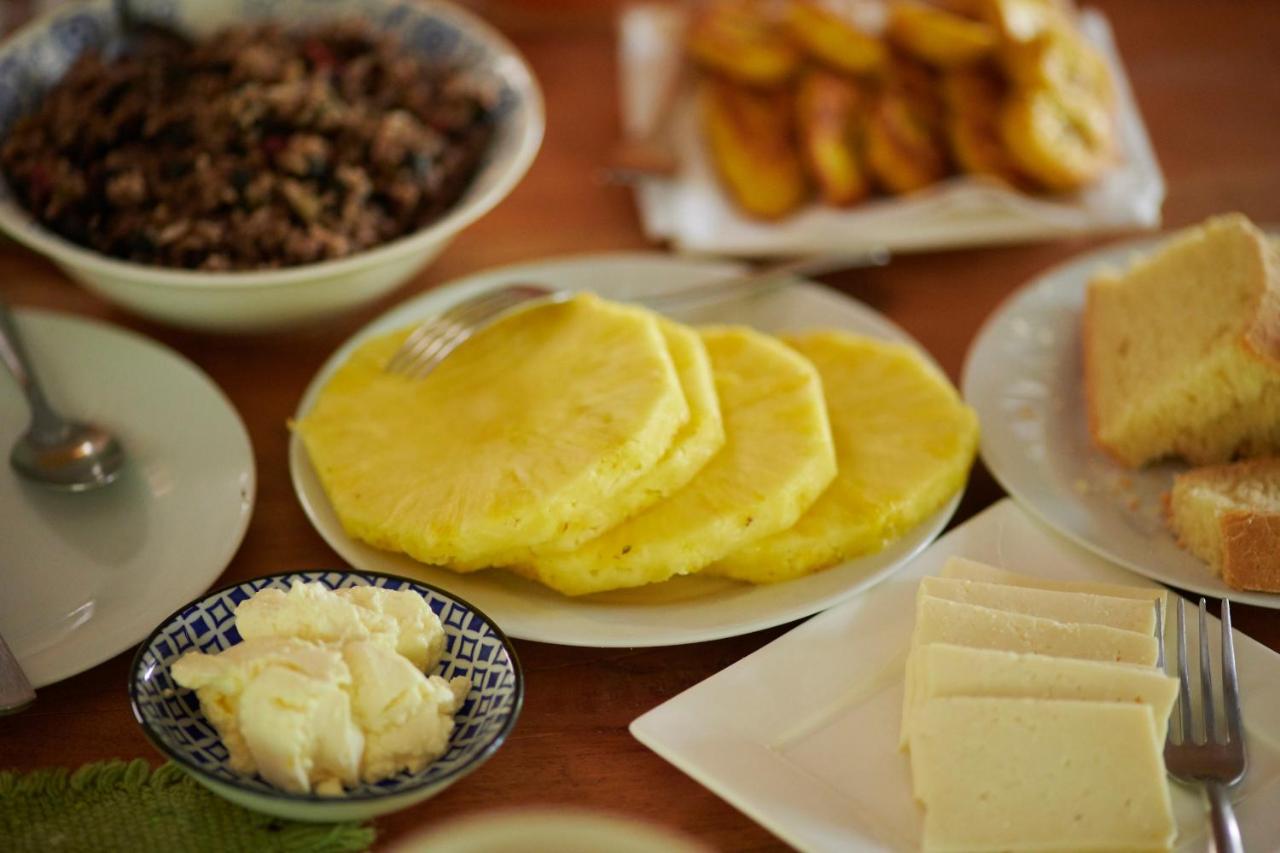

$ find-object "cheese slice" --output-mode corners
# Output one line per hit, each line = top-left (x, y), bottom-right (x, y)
(899, 644), (1178, 748)
(911, 596), (1160, 664)
(942, 556), (1167, 608)
(919, 576), (1157, 634)
(901, 597), (1160, 755)
(911, 697), (1176, 852)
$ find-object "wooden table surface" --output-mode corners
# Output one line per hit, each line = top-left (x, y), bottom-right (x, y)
(4, 1), (1280, 849)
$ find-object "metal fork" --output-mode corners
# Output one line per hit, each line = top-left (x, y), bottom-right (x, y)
(383, 250), (889, 379)
(1164, 597), (1247, 853)
(384, 284), (560, 378)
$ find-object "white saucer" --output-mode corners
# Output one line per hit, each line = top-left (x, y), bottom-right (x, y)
(1, 310), (254, 687)
(289, 252), (962, 647)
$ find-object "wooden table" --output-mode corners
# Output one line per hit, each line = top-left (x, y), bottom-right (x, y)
(4, 1), (1280, 849)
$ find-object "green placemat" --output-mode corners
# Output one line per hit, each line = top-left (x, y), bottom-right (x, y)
(0, 760), (375, 853)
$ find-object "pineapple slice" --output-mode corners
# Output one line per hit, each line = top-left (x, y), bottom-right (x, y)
(470, 316), (725, 566)
(519, 326), (837, 596)
(296, 293), (688, 568)
(710, 332), (978, 584)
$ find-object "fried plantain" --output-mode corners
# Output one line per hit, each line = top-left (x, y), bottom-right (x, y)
(687, 1), (800, 87)
(999, 84), (1113, 191)
(885, 53), (947, 123)
(785, 0), (887, 75)
(978, 0), (1072, 42)
(941, 67), (1026, 185)
(1002, 25), (1114, 106)
(701, 77), (808, 218)
(865, 77), (950, 194)
(795, 69), (872, 206)
(887, 0), (999, 68)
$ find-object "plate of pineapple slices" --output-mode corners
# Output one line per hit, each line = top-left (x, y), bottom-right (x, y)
(289, 253), (979, 646)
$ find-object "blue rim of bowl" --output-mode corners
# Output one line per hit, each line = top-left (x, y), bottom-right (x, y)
(0, 0), (546, 290)
(127, 568), (525, 803)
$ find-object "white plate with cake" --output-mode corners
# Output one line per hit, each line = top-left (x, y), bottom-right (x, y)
(963, 215), (1280, 606)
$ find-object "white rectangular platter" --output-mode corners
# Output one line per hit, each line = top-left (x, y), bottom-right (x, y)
(631, 499), (1280, 851)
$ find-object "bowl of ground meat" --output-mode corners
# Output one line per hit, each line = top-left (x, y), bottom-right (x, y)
(0, 0), (543, 331)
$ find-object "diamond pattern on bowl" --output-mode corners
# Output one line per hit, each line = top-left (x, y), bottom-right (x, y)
(130, 570), (522, 801)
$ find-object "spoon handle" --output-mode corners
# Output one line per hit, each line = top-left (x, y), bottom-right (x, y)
(0, 629), (35, 714)
(0, 301), (65, 439)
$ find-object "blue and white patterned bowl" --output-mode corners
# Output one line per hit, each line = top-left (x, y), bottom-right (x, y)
(129, 570), (524, 822)
(0, 0), (544, 332)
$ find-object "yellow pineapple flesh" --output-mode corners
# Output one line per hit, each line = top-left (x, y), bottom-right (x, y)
(519, 326), (837, 596)
(296, 293), (688, 568)
(709, 331), (978, 583)
(469, 316), (726, 567)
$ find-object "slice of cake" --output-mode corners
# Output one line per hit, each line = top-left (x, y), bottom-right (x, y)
(1166, 457), (1280, 592)
(1083, 213), (1280, 467)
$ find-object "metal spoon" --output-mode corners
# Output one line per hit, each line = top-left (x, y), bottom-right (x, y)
(0, 302), (124, 491)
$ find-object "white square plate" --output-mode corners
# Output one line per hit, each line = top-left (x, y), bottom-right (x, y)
(631, 499), (1280, 851)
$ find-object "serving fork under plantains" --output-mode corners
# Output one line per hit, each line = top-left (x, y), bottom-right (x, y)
(382, 251), (889, 379)
(1164, 597), (1247, 853)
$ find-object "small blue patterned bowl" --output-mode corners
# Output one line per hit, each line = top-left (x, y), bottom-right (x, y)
(129, 570), (523, 822)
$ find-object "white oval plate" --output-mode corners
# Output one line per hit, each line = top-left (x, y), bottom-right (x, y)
(963, 233), (1280, 608)
(289, 252), (962, 646)
(1, 311), (255, 686)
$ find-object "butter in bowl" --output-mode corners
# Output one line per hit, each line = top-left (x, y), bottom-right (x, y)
(129, 571), (522, 822)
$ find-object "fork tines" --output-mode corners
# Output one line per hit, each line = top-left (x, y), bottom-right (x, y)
(384, 285), (551, 379)
(1162, 596), (1247, 853)
(1165, 597), (1246, 765)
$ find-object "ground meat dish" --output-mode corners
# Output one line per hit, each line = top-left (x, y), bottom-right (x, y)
(0, 22), (495, 270)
